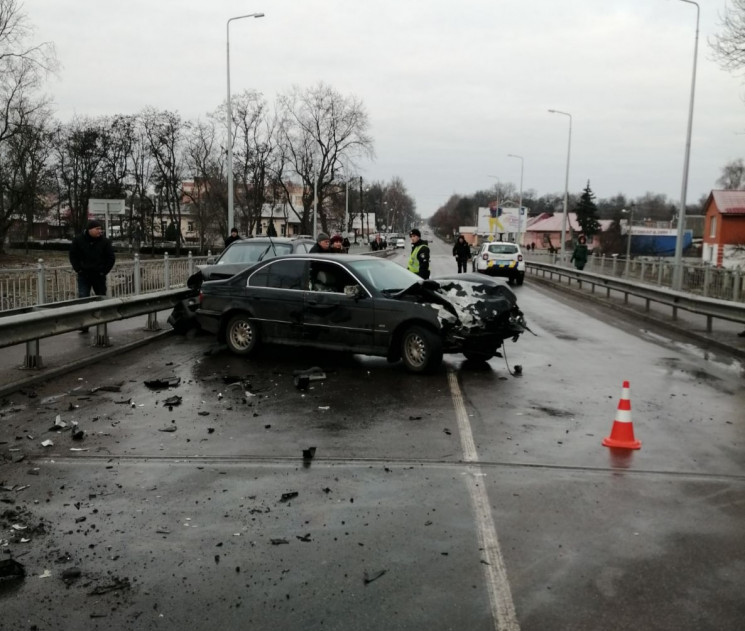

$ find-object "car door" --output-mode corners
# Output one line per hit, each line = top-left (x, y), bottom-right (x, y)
(302, 261), (377, 352)
(245, 258), (306, 343)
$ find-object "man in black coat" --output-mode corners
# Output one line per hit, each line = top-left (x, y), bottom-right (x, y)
(69, 219), (116, 298)
(452, 234), (471, 273)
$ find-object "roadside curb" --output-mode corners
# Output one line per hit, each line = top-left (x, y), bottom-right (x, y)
(0, 329), (174, 398)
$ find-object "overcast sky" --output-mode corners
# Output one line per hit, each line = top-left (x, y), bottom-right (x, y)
(23, 0), (745, 217)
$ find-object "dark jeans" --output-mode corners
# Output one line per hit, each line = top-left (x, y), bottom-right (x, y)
(457, 259), (468, 273)
(77, 272), (107, 298)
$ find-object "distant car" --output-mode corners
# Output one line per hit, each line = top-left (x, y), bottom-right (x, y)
(194, 254), (528, 372)
(394, 237), (406, 249)
(473, 242), (525, 285)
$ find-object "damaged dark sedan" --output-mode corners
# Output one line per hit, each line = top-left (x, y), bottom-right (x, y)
(195, 254), (528, 373)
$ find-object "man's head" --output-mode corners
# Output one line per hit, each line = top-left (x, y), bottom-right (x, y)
(316, 232), (330, 249)
(230, 227), (238, 236)
(87, 220), (103, 237)
(409, 228), (421, 244)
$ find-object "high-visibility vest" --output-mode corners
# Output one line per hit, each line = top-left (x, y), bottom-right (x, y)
(408, 244), (425, 274)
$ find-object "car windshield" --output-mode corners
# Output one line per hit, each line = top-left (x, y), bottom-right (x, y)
(218, 242), (293, 264)
(486, 244), (518, 255)
(347, 258), (420, 294)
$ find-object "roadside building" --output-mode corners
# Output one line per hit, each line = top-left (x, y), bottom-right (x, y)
(702, 190), (745, 269)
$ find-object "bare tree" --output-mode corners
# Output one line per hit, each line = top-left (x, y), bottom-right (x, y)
(710, 0), (745, 73)
(716, 158), (745, 189)
(141, 108), (188, 253)
(53, 116), (108, 233)
(184, 117), (225, 250)
(277, 82), (374, 234)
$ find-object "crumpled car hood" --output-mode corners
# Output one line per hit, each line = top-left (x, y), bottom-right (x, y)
(397, 278), (526, 341)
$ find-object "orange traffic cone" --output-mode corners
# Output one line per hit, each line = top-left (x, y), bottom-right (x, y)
(602, 380), (641, 449)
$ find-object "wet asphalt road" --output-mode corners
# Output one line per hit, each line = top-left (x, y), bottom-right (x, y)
(1, 240), (743, 630)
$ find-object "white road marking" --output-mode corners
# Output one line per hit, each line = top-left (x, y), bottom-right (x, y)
(449, 371), (520, 631)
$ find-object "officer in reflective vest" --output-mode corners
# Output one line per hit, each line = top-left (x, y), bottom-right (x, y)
(407, 229), (431, 279)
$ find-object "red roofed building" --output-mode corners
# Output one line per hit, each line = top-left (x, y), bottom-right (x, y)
(703, 191), (745, 269)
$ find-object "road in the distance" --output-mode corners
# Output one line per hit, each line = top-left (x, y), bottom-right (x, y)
(1, 236), (742, 630)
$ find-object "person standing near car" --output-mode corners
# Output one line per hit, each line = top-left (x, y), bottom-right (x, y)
(69, 220), (116, 331)
(310, 232), (332, 253)
(330, 234), (345, 253)
(452, 234), (471, 273)
(225, 227), (241, 248)
(407, 228), (431, 279)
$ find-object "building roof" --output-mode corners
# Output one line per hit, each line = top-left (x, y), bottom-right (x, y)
(524, 212), (613, 232)
(709, 190), (745, 215)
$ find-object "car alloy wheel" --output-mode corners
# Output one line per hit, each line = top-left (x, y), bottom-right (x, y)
(225, 313), (259, 355)
(401, 325), (443, 373)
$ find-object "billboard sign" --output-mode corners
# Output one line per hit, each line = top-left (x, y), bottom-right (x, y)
(476, 203), (525, 237)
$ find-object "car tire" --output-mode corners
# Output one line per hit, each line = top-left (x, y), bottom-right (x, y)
(463, 350), (494, 362)
(401, 325), (443, 373)
(225, 313), (260, 356)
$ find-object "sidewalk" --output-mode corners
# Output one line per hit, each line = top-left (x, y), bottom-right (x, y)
(0, 310), (173, 397)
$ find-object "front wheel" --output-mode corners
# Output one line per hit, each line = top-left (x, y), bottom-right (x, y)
(401, 325), (443, 373)
(225, 313), (260, 356)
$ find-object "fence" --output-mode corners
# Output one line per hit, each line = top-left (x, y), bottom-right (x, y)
(0, 253), (210, 312)
(527, 251), (744, 303)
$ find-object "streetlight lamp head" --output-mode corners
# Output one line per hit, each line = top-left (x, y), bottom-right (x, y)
(254, 13), (265, 18)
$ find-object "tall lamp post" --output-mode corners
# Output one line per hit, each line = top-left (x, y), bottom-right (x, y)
(507, 154), (524, 244)
(672, 0), (699, 290)
(226, 12), (264, 235)
(548, 109), (572, 264)
(622, 206), (635, 277)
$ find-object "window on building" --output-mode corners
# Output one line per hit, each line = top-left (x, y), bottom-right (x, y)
(709, 216), (716, 238)
(187, 222), (194, 232)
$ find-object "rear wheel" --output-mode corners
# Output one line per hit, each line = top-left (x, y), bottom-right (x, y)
(225, 313), (260, 356)
(401, 325), (443, 373)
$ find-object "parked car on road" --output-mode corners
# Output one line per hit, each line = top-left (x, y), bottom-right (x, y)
(473, 242), (525, 285)
(194, 254), (528, 372)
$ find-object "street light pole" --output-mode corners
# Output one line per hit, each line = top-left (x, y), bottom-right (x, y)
(507, 154), (524, 245)
(226, 12), (264, 236)
(672, 0), (699, 290)
(623, 206), (634, 276)
(548, 109), (572, 264)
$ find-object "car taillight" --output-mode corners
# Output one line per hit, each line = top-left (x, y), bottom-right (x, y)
(198, 291), (204, 304)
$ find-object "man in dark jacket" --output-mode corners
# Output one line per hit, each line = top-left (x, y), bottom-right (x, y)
(407, 228), (430, 279)
(309, 232), (331, 253)
(452, 234), (471, 273)
(225, 227), (241, 247)
(69, 220), (116, 297)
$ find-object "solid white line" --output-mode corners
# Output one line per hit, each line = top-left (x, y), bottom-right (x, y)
(449, 371), (520, 631)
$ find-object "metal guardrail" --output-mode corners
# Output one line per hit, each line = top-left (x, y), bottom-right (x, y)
(526, 262), (745, 332)
(0, 252), (209, 312)
(526, 252), (744, 303)
(0, 289), (191, 369)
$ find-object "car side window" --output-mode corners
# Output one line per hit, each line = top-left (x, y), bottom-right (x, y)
(309, 262), (356, 293)
(248, 259), (305, 290)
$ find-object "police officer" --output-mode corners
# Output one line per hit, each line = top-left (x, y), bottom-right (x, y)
(407, 229), (430, 279)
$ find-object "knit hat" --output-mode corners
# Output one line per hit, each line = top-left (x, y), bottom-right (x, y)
(87, 219), (103, 230)
(409, 228), (421, 238)
(316, 232), (330, 242)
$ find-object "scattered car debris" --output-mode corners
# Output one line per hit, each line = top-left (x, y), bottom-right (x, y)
(40, 439), (54, 448)
(293, 367), (326, 390)
(280, 492), (299, 502)
(61, 567), (81, 583)
(49, 415), (67, 431)
(158, 426), (177, 433)
(198, 411), (210, 416)
(363, 569), (388, 585)
(163, 395), (182, 408)
(302, 447), (317, 460)
(296, 533), (311, 542)
(144, 376), (181, 389)
(0, 559), (25, 581)
(72, 429), (85, 441)
(270, 538), (289, 545)
(88, 576), (131, 595)
(92, 384), (123, 393)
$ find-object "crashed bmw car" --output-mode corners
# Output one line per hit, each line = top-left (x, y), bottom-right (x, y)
(194, 254), (528, 373)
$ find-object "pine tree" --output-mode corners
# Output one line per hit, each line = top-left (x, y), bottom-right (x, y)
(573, 181), (601, 239)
